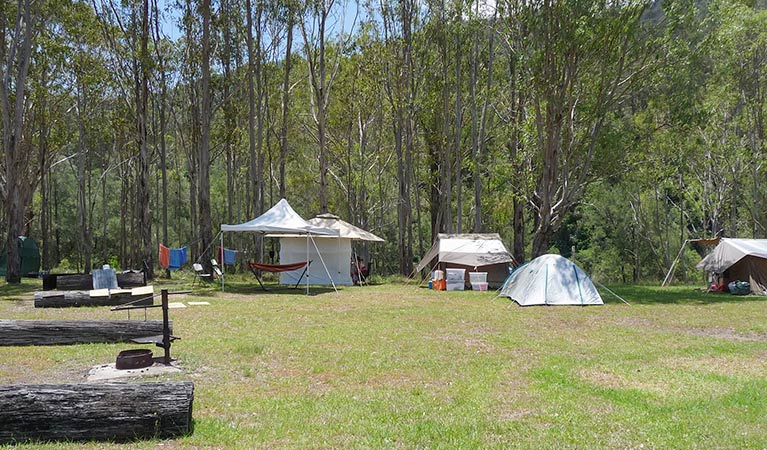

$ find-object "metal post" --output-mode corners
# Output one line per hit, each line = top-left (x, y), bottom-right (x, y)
(161, 289), (171, 365)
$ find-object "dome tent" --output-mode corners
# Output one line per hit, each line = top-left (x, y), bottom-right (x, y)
(499, 254), (603, 306)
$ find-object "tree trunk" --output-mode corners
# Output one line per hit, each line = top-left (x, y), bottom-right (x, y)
(279, 15), (293, 199)
(0, 320), (171, 346)
(0, 382), (193, 444)
(137, 0), (153, 279)
(198, 0), (213, 273)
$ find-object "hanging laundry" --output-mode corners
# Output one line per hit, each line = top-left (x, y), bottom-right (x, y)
(218, 247), (237, 265)
(168, 246), (188, 270)
(159, 244), (170, 269)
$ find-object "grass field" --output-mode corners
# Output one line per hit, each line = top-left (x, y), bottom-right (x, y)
(2, 277), (767, 449)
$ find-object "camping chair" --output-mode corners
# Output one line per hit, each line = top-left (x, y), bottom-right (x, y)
(211, 259), (223, 279)
(247, 261), (312, 291)
(192, 263), (213, 287)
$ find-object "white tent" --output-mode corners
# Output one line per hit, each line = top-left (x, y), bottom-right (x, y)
(220, 199), (339, 292)
(274, 214), (384, 286)
(696, 238), (767, 295)
(415, 233), (514, 288)
(499, 254), (603, 306)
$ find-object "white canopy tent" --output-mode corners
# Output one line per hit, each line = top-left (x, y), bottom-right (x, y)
(499, 254), (603, 306)
(219, 199), (339, 292)
(271, 214), (384, 286)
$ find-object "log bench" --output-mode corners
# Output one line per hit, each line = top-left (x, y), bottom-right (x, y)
(0, 381), (194, 444)
(34, 286), (155, 308)
(0, 320), (171, 346)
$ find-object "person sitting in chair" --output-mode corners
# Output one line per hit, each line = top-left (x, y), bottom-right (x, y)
(351, 256), (368, 285)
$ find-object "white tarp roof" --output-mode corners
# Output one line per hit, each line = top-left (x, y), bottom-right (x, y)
(221, 199), (338, 235)
(415, 233), (513, 272)
(267, 214), (384, 242)
(695, 238), (767, 273)
(499, 254), (603, 306)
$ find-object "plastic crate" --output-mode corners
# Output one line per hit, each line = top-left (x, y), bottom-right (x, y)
(446, 268), (465, 282)
(469, 272), (487, 284)
(471, 282), (488, 291)
(446, 281), (465, 291)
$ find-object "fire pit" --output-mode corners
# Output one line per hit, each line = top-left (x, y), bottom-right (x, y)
(115, 349), (154, 370)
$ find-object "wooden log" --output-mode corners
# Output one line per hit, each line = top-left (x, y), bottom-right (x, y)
(117, 271), (147, 288)
(34, 286), (155, 308)
(43, 272), (147, 291)
(0, 320), (171, 346)
(0, 381), (194, 443)
(54, 274), (93, 291)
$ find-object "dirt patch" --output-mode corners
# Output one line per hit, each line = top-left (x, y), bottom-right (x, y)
(615, 317), (767, 342)
(662, 352), (767, 377)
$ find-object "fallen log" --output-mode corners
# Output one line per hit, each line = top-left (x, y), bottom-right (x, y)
(0, 320), (171, 346)
(34, 286), (154, 308)
(43, 272), (147, 291)
(0, 381), (194, 444)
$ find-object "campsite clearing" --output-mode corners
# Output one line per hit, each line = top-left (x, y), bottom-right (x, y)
(1, 281), (767, 448)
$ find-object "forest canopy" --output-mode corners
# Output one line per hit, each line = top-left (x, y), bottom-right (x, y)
(0, 0), (765, 283)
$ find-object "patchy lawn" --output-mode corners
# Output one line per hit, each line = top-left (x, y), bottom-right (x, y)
(1, 279), (766, 449)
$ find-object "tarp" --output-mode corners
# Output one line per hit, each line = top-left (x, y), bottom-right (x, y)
(278, 237), (354, 286)
(0, 236), (41, 277)
(695, 238), (767, 273)
(696, 238), (767, 295)
(415, 233), (513, 272)
(271, 213), (383, 286)
(269, 214), (385, 242)
(499, 254), (603, 306)
(221, 199), (338, 236)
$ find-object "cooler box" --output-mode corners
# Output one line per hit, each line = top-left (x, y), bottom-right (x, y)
(433, 279), (446, 290)
(433, 270), (445, 280)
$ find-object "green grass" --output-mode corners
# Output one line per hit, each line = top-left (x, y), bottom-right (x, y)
(2, 280), (767, 448)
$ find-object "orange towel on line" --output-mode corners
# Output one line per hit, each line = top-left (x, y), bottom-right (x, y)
(159, 244), (170, 269)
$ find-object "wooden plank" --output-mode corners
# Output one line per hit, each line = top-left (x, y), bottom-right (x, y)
(131, 285), (154, 296)
(0, 320), (171, 346)
(89, 289), (110, 297)
(0, 382), (194, 443)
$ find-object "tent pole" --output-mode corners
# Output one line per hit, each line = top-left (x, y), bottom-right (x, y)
(306, 234), (309, 295)
(662, 239), (688, 287)
(310, 233), (338, 294)
(221, 231), (225, 292)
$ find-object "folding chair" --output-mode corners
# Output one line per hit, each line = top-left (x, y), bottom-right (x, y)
(211, 259), (223, 279)
(192, 263), (213, 287)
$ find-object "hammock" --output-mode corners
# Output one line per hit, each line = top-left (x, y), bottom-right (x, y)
(247, 261), (312, 290)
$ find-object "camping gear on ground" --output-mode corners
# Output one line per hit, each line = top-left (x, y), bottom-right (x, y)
(271, 213), (384, 287)
(499, 254), (603, 306)
(415, 234), (514, 288)
(446, 268), (466, 291)
(696, 238), (767, 295)
(727, 280), (750, 295)
(0, 236), (40, 277)
(469, 272), (488, 291)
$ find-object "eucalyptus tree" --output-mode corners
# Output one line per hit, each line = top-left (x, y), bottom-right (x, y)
(0, 0), (37, 282)
(509, 0), (658, 258)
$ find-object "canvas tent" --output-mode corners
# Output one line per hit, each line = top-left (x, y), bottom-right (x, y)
(415, 233), (514, 288)
(0, 236), (41, 277)
(275, 214), (384, 286)
(695, 238), (767, 295)
(220, 199), (339, 291)
(499, 254), (603, 306)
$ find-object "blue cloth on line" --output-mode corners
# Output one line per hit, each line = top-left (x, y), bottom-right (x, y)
(168, 247), (188, 271)
(223, 248), (236, 265)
